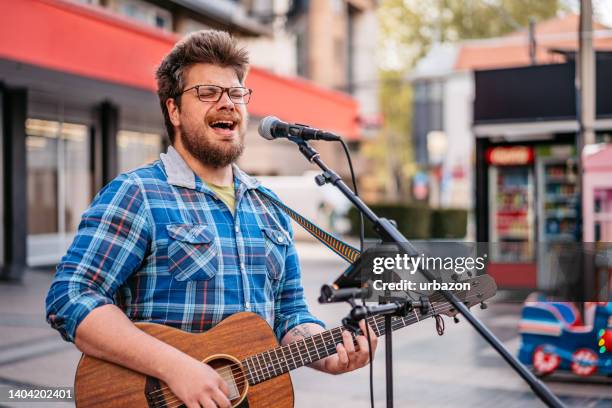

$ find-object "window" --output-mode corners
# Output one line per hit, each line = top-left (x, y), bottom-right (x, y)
(118, 130), (163, 173)
(296, 29), (309, 78)
(412, 80), (444, 164)
(26, 119), (92, 265)
(113, 0), (172, 31)
(27, 119), (92, 235)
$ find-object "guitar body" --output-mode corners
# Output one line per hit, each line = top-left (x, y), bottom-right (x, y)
(74, 312), (294, 408)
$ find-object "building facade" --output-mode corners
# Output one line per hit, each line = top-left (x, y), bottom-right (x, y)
(239, 0), (380, 178)
(410, 14), (612, 211)
(0, 0), (372, 276)
(411, 13), (612, 288)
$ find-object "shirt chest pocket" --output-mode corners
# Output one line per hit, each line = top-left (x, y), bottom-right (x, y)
(261, 227), (290, 281)
(166, 224), (218, 281)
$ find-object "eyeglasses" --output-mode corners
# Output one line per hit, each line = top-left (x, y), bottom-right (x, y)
(178, 84), (253, 104)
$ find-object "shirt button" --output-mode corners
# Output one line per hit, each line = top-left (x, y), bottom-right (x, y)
(235, 225), (240, 233)
(240, 262), (245, 270)
(245, 302), (251, 310)
(278, 236), (285, 243)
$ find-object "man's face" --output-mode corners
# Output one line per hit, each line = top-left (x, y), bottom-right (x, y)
(172, 63), (248, 168)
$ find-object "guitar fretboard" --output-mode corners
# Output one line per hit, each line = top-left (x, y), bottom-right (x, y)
(241, 303), (447, 385)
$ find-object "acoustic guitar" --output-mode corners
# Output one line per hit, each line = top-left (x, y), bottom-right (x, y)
(74, 275), (496, 407)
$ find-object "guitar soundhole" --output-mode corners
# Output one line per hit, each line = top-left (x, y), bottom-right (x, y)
(208, 356), (249, 407)
(144, 356), (248, 408)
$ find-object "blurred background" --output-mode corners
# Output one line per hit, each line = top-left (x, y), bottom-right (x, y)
(1, 0), (612, 406)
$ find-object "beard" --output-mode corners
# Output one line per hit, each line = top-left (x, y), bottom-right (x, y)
(179, 121), (245, 168)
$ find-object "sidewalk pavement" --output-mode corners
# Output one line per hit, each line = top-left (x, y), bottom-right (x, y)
(0, 242), (611, 407)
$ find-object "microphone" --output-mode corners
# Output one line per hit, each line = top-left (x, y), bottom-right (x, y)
(258, 116), (341, 142)
(318, 284), (372, 303)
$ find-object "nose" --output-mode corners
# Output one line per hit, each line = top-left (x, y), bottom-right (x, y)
(216, 89), (235, 110)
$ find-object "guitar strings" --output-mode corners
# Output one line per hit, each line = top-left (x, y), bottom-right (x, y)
(150, 294), (484, 408)
(154, 328), (353, 408)
(146, 326), (348, 405)
(148, 289), (481, 407)
(149, 295), (474, 406)
(147, 319), (372, 402)
(149, 325), (362, 407)
(157, 302), (461, 408)
(148, 284), (477, 402)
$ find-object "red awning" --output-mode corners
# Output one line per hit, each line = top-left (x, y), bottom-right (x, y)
(0, 0), (360, 139)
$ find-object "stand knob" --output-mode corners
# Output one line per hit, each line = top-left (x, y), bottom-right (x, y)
(453, 316), (460, 324)
(480, 302), (488, 310)
(314, 174), (326, 186)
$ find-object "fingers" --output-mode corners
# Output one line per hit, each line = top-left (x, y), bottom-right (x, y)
(217, 377), (230, 396)
(197, 397), (217, 408)
(355, 335), (370, 363)
(211, 388), (232, 408)
(342, 330), (355, 354)
(330, 324), (378, 374)
(335, 343), (350, 371)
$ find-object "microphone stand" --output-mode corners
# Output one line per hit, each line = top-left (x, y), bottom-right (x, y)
(292, 139), (564, 408)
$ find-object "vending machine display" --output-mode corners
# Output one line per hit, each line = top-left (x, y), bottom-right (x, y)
(489, 166), (535, 262)
(538, 159), (578, 242)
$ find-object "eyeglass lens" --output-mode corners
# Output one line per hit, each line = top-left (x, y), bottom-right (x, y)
(197, 86), (251, 103)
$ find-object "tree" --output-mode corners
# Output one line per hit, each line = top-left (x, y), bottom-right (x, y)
(366, 0), (566, 202)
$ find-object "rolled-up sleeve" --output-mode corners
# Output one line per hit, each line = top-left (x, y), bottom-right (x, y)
(273, 220), (325, 341)
(45, 174), (150, 342)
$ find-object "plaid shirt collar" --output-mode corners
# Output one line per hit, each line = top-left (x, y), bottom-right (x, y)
(160, 145), (261, 198)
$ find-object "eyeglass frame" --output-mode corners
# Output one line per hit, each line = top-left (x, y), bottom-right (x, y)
(176, 84), (253, 104)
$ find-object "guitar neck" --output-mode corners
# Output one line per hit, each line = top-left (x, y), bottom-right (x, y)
(243, 302), (451, 385)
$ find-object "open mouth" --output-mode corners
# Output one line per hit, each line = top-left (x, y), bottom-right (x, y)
(209, 120), (237, 132)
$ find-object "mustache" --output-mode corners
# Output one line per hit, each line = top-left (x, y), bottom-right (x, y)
(207, 113), (242, 122)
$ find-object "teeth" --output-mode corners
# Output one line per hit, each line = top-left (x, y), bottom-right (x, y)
(211, 120), (234, 126)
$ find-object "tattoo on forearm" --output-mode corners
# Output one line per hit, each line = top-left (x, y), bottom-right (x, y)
(290, 325), (312, 339)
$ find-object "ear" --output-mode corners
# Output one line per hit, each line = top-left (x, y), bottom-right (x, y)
(166, 98), (181, 127)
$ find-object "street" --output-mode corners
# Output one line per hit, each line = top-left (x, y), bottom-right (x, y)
(0, 242), (610, 407)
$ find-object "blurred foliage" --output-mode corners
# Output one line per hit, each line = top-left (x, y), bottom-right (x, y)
(365, 0), (567, 202)
(347, 204), (432, 239)
(362, 70), (415, 202)
(379, 0), (565, 69)
(431, 208), (469, 238)
(347, 204), (468, 239)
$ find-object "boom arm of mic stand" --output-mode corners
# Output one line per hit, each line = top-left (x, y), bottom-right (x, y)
(294, 140), (565, 408)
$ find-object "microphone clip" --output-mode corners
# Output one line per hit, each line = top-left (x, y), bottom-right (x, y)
(314, 170), (340, 187)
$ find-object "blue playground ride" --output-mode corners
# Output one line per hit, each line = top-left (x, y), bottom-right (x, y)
(518, 296), (612, 377)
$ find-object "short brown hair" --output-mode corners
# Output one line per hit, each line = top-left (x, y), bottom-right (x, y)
(156, 30), (249, 143)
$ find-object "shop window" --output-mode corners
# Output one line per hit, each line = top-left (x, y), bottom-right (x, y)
(26, 119), (91, 235)
(118, 130), (163, 173)
(26, 119), (92, 265)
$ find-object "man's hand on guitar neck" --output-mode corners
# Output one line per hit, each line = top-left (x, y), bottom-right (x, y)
(281, 320), (378, 375)
(74, 304), (231, 408)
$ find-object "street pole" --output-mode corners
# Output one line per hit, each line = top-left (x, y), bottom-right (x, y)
(576, 0), (596, 315)
(578, 0), (595, 149)
(576, 0), (595, 244)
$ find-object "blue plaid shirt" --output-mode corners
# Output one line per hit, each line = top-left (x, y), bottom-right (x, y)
(46, 146), (324, 343)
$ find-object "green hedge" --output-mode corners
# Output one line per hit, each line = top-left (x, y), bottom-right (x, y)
(347, 204), (467, 240)
(431, 208), (468, 239)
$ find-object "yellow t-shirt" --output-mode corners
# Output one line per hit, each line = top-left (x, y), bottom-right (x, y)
(207, 182), (236, 215)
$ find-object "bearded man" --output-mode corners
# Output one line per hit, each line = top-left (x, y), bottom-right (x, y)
(46, 30), (376, 408)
